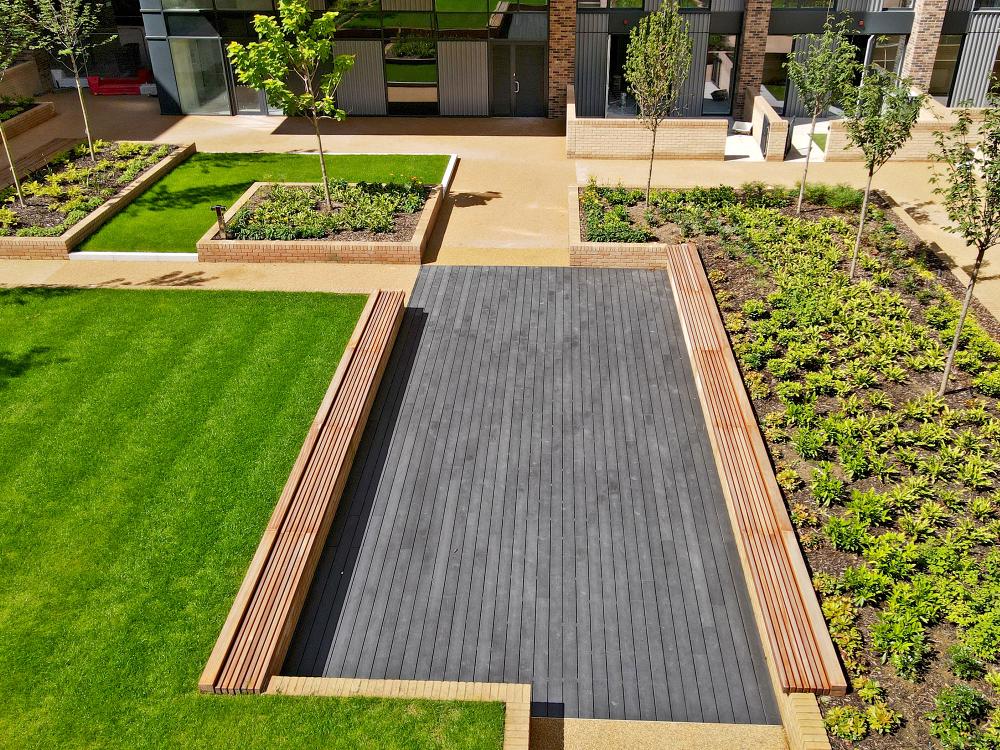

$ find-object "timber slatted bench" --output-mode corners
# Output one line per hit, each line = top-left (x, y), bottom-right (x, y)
(199, 289), (405, 695)
(664, 244), (848, 699)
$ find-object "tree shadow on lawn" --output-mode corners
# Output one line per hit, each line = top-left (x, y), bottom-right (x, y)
(0, 347), (61, 390)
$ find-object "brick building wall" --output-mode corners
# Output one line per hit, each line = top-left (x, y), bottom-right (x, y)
(548, 0), (576, 118)
(901, 0), (948, 91)
(733, 0), (772, 114)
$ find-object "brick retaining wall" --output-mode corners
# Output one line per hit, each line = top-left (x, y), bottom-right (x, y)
(2, 101), (56, 140)
(568, 186), (688, 268)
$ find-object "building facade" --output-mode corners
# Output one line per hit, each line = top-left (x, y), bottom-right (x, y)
(136, 0), (1000, 118)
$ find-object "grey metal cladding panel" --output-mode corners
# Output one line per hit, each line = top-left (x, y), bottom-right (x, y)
(711, 0), (745, 12)
(838, 0), (880, 12)
(685, 11), (711, 32)
(575, 32), (609, 117)
(576, 12), (610, 32)
(952, 16), (1000, 106)
(676, 26), (708, 116)
(782, 35), (818, 118)
(948, 0), (975, 12)
(336, 40), (387, 116)
(438, 41), (489, 116)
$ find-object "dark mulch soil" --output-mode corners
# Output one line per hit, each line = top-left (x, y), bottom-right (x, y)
(3, 142), (176, 233)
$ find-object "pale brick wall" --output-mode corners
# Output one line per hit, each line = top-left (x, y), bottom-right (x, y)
(548, 0), (575, 118)
(901, 0), (948, 91)
(0, 60), (45, 98)
(566, 86), (728, 159)
(825, 100), (984, 161)
(747, 87), (788, 162)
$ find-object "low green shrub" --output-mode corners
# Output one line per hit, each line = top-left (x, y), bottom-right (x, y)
(229, 180), (427, 241)
(824, 705), (868, 741)
(872, 607), (930, 680)
(949, 643), (987, 680)
(926, 685), (991, 750)
(0, 95), (34, 123)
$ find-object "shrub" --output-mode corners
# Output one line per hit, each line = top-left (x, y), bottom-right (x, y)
(824, 705), (868, 741)
(854, 676), (885, 704)
(872, 608), (930, 679)
(866, 702), (903, 735)
(949, 643), (987, 680)
(974, 368), (1000, 397)
(0, 95), (34, 123)
(0, 207), (18, 235)
(776, 467), (803, 493)
(825, 514), (870, 553)
(926, 685), (991, 750)
(811, 462), (844, 506)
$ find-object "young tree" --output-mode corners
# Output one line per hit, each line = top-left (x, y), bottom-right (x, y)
(843, 66), (925, 279)
(931, 95), (1000, 396)
(228, 0), (355, 210)
(0, 6), (35, 206)
(623, 0), (692, 203)
(785, 18), (859, 214)
(21, 0), (113, 161)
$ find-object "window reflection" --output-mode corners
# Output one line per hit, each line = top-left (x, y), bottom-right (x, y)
(703, 33), (736, 115)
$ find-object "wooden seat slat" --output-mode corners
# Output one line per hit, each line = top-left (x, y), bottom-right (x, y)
(200, 290), (404, 694)
(663, 246), (847, 697)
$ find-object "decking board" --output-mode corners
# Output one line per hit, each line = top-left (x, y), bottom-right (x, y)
(284, 267), (782, 724)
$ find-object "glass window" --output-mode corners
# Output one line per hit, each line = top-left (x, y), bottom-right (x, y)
(385, 30), (437, 114)
(704, 34), (737, 115)
(762, 35), (793, 105)
(881, 0), (913, 8)
(871, 34), (906, 73)
(930, 35), (962, 100)
(215, 0), (274, 9)
(161, 0), (213, 8)
(169, 37), (232, 114)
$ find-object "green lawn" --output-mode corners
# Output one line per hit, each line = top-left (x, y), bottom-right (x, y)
(79, 152), (450, 253)
(811, 132), (828, 151)
(0, 287), (505, 750)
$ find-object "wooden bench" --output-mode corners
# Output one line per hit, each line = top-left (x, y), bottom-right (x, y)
(199, 289), (405, 694)
(664, 244), (847, 697)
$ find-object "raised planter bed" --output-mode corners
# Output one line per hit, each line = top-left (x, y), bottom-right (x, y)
(0, 141), (196, 260)
(1, 100), (56, 140)
(197, 180), (444, 264)
(568, 185), (687, 268)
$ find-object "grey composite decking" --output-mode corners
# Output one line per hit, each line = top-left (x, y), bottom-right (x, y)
(284, 266), (781, 725)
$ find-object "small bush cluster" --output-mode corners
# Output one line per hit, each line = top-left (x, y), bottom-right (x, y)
(228, 179), (427, 241)
(0, 96), (35, 123)
(0, 140), (170, 237)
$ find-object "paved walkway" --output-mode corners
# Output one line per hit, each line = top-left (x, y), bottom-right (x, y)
(4, 93), (997, 321)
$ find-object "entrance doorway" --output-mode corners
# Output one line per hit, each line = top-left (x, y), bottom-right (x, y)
(490, 44), (546, 116)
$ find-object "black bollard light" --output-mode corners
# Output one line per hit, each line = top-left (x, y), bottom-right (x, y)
(212, 205), (229, 240)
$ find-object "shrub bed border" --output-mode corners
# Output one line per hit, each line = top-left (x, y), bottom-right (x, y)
(2, 101), (56, 140)
(0, 141), (197, 260)
(196, 180), (444, 264)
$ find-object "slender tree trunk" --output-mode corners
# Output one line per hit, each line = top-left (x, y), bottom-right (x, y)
(646, 126), (658, 204)
(311, 113), (333, 210)
(849, 168), (874, 280)
(72, 57), (96, 162)
(796, 110), (819, 215)
(0, 122), (24, 206)
(939, 243), (988, 397)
